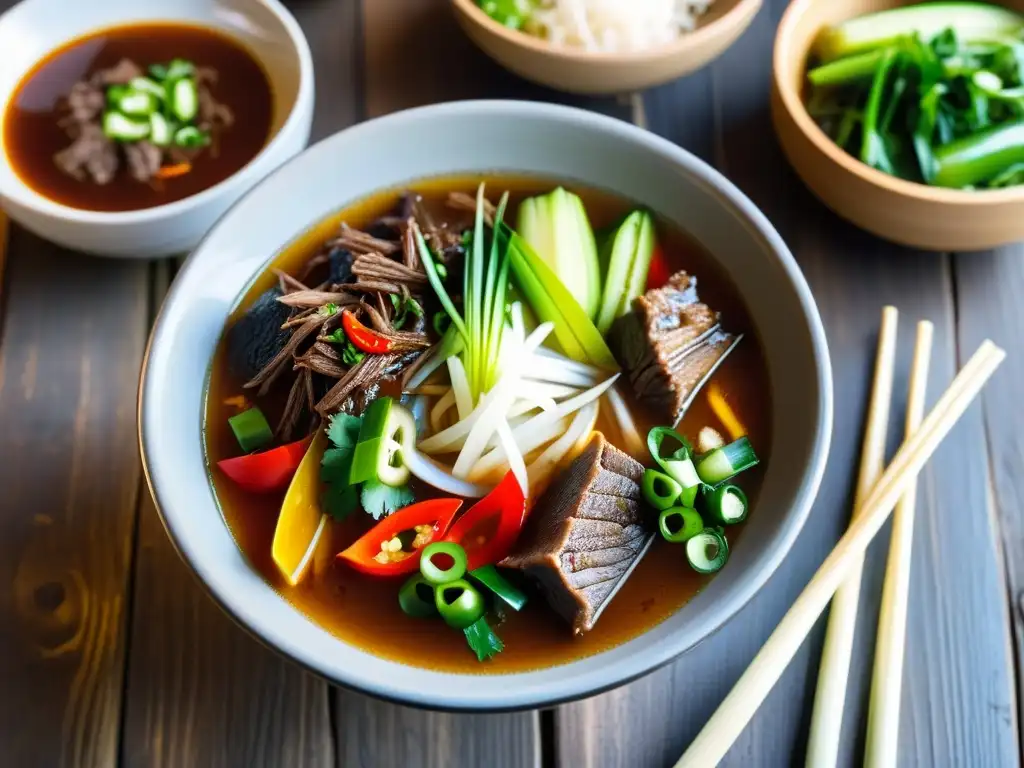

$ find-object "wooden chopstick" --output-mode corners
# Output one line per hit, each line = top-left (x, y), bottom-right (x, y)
(675, 339), (1005, 768)
(806, 306), (898, 767)
(864, 320), (934, 768)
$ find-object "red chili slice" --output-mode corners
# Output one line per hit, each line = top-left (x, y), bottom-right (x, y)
(337, 498), (463, 577)
(444, 470), (527, 571)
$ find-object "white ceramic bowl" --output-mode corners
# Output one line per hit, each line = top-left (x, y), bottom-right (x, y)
(140, 101), (833, 710)
(0, 0), (313, 258)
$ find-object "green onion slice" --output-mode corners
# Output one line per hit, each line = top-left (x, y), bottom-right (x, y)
(641, 468), (682, 511)
(647, 426), (701, 504)
(349, 396), (392, 485)
(130, 76), (166, 100)
(686, 528), (730, 574)
(173, 125), (210, 148)
(435, 578), (485, 629)
(117, 89), (156, 117)
(170, 78), (199, 123)
(469, 565), (527, 611)
(463, 616), (504, 661)
(420, 541), (468, 586)
(658, 507), (704, 544)
(102, 111), (150, 142)
(398, 574), (438, 618)
(149, 113), (174, 147)
(702, 484), (749, 526)
(227, 407), (273, 453)
(695, 437), (759, 485)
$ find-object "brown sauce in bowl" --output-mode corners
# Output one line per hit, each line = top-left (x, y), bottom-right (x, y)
(204, 176), (773, 673)
(2, 23), (273, 212)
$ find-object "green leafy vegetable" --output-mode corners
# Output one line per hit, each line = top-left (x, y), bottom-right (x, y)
(806, 7), (1024, 189)
(360, 478), (415, 520)
(463, 616), (505, 661)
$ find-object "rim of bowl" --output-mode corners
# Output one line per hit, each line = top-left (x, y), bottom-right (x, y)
(452, 0), (763, 62)
(774, 0), (1024, 207)
(139, 99), (833, 711)
(0, 0), (314, 224)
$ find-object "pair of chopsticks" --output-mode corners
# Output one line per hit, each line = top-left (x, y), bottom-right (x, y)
(675, 308), (1004, 767)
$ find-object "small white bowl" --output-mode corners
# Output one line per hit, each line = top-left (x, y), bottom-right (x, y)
(0, 0), (313, 258)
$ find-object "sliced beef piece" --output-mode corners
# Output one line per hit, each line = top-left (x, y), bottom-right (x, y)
(54, 123), (118, 184)
(124, 141), (163, 183)
(502, 433), (647, 635)
(67, 81), (105, 124)
(91, 59), (143, 87)
(227, 287), (292, 382)
(608, 271), (735, 425)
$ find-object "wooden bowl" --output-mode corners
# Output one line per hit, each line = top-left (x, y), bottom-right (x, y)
(773, 0), (1024, 251)
(451, 0), (762, 95)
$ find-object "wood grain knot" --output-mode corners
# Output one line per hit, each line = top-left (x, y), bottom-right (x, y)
(12, 516), (89, 659)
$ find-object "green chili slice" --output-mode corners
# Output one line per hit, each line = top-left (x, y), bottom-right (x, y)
(658, 507), (704, 544)
(469, 564), (527, 611)
(228, 407), (273, 453)
(642, 469), (682, 510)
(435, 578), (485, 629)
(420, 541), (468, 586)
(398, 574), (438, 618)
(702, 484), (749, 526)
(686, 528), (730, 574)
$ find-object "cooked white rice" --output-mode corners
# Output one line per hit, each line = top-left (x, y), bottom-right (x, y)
(526, 0), (716, 53)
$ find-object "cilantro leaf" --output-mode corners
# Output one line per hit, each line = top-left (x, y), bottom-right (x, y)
(360, 479), (415, 520)
(321, 485), (360, 521)
(463, 617), (504, 662)
(327, 413), (362, 450)
(320, 446), (353, 484)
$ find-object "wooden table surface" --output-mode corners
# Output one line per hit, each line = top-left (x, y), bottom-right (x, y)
(1, 1), (1021, 765)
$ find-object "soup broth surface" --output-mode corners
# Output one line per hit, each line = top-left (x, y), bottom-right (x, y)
(205, 176), (772, 673)
(3, 23), (273, 212)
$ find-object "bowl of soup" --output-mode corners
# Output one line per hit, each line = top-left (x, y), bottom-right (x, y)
(0, 0), (313, 258)
(140, 100), (832, 709)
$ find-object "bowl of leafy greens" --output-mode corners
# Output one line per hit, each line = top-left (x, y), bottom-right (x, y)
(773, 0), (1024, 250)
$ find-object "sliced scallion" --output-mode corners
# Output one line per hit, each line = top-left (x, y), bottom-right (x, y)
(647, 426), (702, 506)
(174, 125), (210, 148)
(702, 484), (749, 526)
(398, 574), (438, 618)
(102, 111), (151, 142)
(164, 58), (195, 80)
(129, 76), (166, 101)
(641, 468), (682, 511)
(117, 90), (157, 117)
(169, 77), (199, 122)
(686, 528), (729, 574)
(149, 113), (174, 147)
(420, 541), (468, 586)
(435, 579), (485, 629)
(658, 506), (704, 544)
(695, 436), (759, 485)
(469, 564), (528, 611)
(463, 616), (504, 661)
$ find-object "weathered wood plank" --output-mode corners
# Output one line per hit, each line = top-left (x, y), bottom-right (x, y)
(555, 0), (1018, 765)
(118, 1), (366, 765)
(333, 696), (541, 768)
(120, 488), (334, 768)
(952, 245), (1024, 747)
(0, 228), (149, 767)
